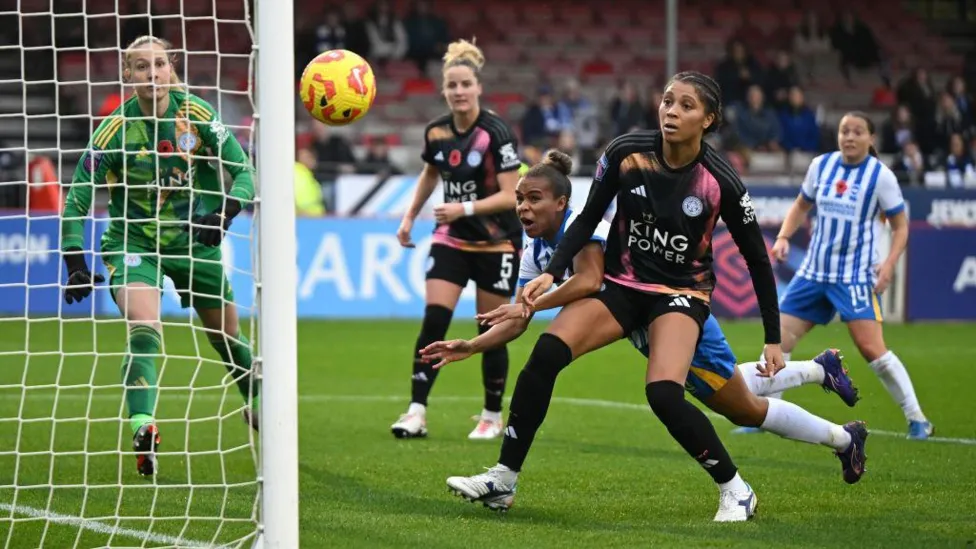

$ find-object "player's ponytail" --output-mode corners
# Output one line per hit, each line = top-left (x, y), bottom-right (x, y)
(524, 149), (573, 200)
(442, 38), (485, 79)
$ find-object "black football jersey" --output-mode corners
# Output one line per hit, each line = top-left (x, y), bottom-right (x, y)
(421, 110), (522, 248)
(545, 130), (781, 344)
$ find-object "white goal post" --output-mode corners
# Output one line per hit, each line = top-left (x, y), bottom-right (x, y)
(0, 0), (298, 547)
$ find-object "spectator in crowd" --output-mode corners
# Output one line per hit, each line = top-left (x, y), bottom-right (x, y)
(714, 38), (763, 106)
(765, 51), (801, 110)
(558, 79), (600, 154)
(943, 133), (975, 188)
(313, 12), (348, 55)
(521, 85), (572, 149)
(830, 10), (886, 85)
(643, 88), (663, 132)
(358, 137), (403, 176)
(778, 86), (820, 153)
(404, 0), (450, 74)
(892, 141), (929, 186)
(792, 10), (832, 82)
(295, 147), (326, 217)
(733, 85), (781, 152)
(27, 153), (62, 212)
(310, 123), (357, 182)
(365, 0), (408, 67)
(609, 81), (644, 136)
(342, 6), (372, 58)
(946, 75), (973, 129)
(881, 104), (916, 154)
(935, 92), (970, 152)
(897, 68), (938, 154)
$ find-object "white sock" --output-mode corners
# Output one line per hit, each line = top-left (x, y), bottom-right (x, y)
(869, 351), (926, 423)
(481, 409), (502, 423)
(760, 398), (852, 451)
(407, 402), (426, 416)
(718, 472), (749, 493)
(492, 463), (518, 482)
(738, 360), (824, 397)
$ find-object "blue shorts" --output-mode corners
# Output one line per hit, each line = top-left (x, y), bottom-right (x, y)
(779, 276), (883, 325)
(628, 315), (737, 401)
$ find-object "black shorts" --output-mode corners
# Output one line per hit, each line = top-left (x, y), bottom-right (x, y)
(593, 279), (711, 338)
(426, 244), (519, 297)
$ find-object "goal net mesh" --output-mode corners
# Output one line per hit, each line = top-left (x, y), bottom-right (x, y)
(0, 1), (262, 547)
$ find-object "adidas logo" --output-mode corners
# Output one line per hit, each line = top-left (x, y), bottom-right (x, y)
(412, 372), (429, 382)
(630, 186), (647, 197)
(493, 279), (510, 291)
(434, 151), (444, 161)
(668, 296), (692, 308)
(504, 426), (518, 439)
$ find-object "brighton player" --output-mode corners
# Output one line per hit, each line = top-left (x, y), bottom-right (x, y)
(392, 39), (523, 440)
(60, 36), (259, 476)
(427, 150), (867, 516)
(769, 111), (933, 440)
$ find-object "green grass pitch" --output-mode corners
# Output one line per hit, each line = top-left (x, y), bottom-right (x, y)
(0, 318), (974, 548)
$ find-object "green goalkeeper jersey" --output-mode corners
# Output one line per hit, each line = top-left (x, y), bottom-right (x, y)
(61, 89), (255, 253)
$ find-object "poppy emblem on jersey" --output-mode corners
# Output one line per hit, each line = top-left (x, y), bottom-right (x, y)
(682, 196), (704, 218)
(467, 150), (482, 167)
(835, 180), (848, 195)
(449, 150), (462, 167)
(177, 132), (198, 152)
(157, 140), (174, 154)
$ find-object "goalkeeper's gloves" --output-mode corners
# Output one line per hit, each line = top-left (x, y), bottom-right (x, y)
(63, 248), (104, 305)
(188, 199), (242, 247)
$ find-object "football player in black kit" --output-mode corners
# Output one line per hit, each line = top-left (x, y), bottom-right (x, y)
(444, 72), (786, 522)
(392, 39), (523, 441)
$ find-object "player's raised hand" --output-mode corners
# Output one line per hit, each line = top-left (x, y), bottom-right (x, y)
(771, 236), (790, 262)
(396, 216), (415, 248)
(756, 343), (786, 377)
(476, 303), (530, 326)
(63, 250), (105, 305)
(520, 273), (554, 308)
(420, 339), (475, 369)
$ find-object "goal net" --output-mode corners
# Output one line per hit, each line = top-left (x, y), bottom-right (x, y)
(0, 0), (295, 547)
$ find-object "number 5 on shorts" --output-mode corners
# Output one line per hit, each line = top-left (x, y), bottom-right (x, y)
(495, 253), (513, 292)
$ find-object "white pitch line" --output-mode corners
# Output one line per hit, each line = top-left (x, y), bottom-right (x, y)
(0, 503), (215, 548)
(4, 392), (976, 446)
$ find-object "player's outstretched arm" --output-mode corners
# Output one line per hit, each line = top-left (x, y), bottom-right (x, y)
(531, 242), (605, 312)
(398, 163), (440, 247)
(421, 289), (532, 368)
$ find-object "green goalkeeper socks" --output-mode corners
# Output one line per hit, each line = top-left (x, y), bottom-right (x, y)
(123, 325), (161, 435)
(209, 333), (260, 404)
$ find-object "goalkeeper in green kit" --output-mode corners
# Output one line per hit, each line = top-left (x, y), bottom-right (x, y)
(61, 36), (259, 477)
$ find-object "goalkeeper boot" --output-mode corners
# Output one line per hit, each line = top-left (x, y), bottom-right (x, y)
(133, 423), (161, 477)
(447, 464), (517, 511)
(815, 349), (860, 407)
(242, 408), (259, 432)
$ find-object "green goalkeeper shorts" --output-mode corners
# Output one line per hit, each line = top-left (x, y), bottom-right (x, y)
(101, 239), (234, 310)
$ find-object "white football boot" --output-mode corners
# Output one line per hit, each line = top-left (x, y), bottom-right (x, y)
(713, 483), (758, 522)
(468, 410), (504, 440)
(446, 464), (518, 511)
(391, 407), (427, 439)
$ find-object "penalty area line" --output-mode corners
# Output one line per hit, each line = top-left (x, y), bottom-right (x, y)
(0, 502), (216, 548)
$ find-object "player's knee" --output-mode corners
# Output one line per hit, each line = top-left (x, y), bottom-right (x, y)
(417, 305), (453, 347)
(850, 333), (886, 363)
(645, 380), (686, 423)
(725, 399), (766, 427)
(524, 333), (572, 380)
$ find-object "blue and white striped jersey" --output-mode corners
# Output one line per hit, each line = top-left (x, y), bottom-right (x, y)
(796, 152), (906, 284)
(517, 207), (612, 288)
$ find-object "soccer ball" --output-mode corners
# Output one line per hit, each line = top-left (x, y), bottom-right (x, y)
(299, 50), (376, 126)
